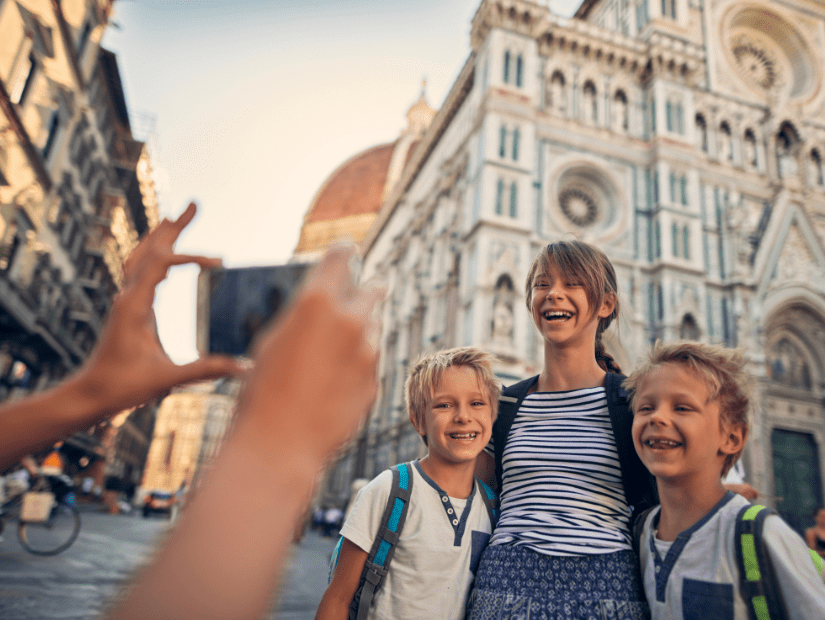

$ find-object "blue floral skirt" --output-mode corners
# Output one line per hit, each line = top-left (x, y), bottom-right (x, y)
(465, 546), (650, 620)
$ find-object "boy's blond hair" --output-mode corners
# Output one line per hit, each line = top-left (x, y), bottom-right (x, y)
(623, 341), (753, 476)
(405, 347), (500, 444)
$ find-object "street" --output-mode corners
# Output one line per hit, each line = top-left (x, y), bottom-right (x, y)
(0, 508), (336, 620)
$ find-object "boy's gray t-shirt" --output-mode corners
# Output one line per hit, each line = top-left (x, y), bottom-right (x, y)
(639, 491), (825, 620)
(341, 460), (493, 620)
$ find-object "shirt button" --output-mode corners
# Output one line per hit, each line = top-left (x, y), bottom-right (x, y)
(447, 508), (454, 515)
(655, 566), (660, 573)
(452, 519), (459, 525)
(441, 496), (448, 503)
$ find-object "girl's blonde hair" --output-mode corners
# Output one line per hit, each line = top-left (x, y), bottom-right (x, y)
(405, 347), (501, 444)
(525, 240), (621, 373)
(623, 341), (753, 476)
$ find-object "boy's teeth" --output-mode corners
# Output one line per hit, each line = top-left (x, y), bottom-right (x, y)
(451, 432), (477, 439)
(646, 439), (681, 448)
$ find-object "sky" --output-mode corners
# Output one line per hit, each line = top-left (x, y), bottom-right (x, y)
(102, 0), (580, 363)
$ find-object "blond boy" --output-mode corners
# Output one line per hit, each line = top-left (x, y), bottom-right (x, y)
(624, 342), (825, 620)
(316, 347), (500, 620)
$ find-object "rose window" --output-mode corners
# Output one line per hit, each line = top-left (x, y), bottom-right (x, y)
(559, 188), (598, 227)
(732, 39), (777, 90)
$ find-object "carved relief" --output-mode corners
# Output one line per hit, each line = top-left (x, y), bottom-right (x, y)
(767, 338), (812, 390)
(770, 222), (823, 288)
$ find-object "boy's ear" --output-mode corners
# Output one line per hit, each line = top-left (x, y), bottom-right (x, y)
(408, 410), (426, 439)
(720, 422), (747, 455)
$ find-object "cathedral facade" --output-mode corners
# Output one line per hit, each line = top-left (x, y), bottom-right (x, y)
(305, 0), (825, 532)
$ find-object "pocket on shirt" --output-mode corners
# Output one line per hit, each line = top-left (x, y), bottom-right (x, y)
(682, 578), (733, 620)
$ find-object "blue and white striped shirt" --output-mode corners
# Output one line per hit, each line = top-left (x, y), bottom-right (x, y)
(489, 387), (633, 556)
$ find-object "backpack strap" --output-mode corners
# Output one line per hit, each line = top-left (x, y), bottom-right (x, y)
(349, 461), (414, 620)
(632, 506), (657, 558)
(476, 477), (499, 528)
(735, 504), (787, 620)
(493, 376), (538, 491)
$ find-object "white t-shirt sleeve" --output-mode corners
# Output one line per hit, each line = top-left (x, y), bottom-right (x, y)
(340, 469), (393, 554)
(763, 515), (825, 620)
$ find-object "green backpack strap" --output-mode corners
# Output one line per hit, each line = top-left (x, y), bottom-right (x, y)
(735, 504), (789, 620)
(476, 477), (499, 528)
(346, 461), (414, 620)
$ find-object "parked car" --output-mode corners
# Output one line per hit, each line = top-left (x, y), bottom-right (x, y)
(142, 490), (176, 518)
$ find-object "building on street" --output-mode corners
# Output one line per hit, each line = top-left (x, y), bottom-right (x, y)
(0, 0), (159, 474)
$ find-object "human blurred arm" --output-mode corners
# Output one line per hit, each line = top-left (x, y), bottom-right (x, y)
(724, 482), (759, 501)
(315, 538), (369, 620)
(0, 203), (242, 471)
(108, 245), (382, 620)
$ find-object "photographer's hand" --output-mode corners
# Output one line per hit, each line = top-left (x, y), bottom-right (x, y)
(109, 244), (382, 620)
(0, 203), (242, 470)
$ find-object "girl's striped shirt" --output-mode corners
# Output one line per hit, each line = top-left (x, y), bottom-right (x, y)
(488, 387), (633, 556)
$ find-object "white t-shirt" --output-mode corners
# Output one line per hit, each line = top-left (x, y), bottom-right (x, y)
(341, 460), (494, 620)
(639, 492), (825, 620)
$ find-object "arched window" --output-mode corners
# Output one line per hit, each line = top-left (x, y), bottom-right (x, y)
(548, 71), (566, 113)
(512, 128), (520, 161)
(495, 179), (504, 215)
(509, 182), (518, 218)
(583, 81), (597, 124)
(680, 314), (699, 340)
(776, 122), (800, 179)
(499, 126), (507, 158)
(683, 225), (690, 259)
(696, 114), (708, 152)
(675, 102), (684, 133)
(810, 149), (824, 186)
(719, 122), (733, 162)
(666, 98), (683, 134)
(654, 220), (661, 258)
(669, 173), (677, 203)
(680, 176), (688, 205)
(744, 129), (757, 167)
(503, 51), (511, 84)
(614, 90), (628, 132)
(515, 55), (524, 88)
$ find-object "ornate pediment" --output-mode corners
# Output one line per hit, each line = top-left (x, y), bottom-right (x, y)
(756, 203), (825, 299)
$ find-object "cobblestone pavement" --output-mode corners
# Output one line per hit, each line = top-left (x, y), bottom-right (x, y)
(0, 507), (169, 620)
(0, 506), (339, 620)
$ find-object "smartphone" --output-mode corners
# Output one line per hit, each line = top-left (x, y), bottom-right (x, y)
(196, 263), (312, 357)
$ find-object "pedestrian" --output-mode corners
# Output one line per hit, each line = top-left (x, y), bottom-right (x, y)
(317, 347), (500, 620)
(323, 506), (344, 538)
(625, 341), (825, 619)
(467, 240), (657, 619)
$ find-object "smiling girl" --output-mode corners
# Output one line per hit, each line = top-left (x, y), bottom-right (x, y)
(467, 240), (658, 620)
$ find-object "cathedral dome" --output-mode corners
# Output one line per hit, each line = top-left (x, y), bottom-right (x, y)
(293, 142), (396, 257)
(293, 87), (435, 260)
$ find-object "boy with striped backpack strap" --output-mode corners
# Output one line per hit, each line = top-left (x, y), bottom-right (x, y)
(316, 347), (501, 620)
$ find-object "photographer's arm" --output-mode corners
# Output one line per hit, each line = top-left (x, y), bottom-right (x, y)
(108, 246), (381, 620)
(0, 203), (241, 470)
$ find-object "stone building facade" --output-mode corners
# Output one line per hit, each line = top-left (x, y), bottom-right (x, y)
(0, 0), (159, 471)
(313, 0), (825, 532)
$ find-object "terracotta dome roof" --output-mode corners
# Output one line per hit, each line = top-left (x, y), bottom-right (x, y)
(304, 142), (396, 224)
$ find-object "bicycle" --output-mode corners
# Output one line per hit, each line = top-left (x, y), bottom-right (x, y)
(0, 473), (81, 555)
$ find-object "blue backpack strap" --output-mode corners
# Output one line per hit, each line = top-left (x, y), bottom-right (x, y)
(328, 536), (344, 584)
(475, 477), (499, 528)
(735, 504), (787, 620)
(631, 506), (657, 558)
(349, 461), (414, 620)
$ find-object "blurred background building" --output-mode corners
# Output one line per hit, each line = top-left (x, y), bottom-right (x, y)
(302, 0), (825, 533)
(0, 0), (158, 478)
(138, 379), (239, 502)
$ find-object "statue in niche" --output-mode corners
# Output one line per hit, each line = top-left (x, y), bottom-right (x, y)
(719, 123), (733, 162)
(743, 132), (757, 167)
(767, 338), (812, 390)
(776, 127), (799, 179)
(614, 91), (628, 132)
(491, 274), (515, 347)
(548, 72), (566, 114)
